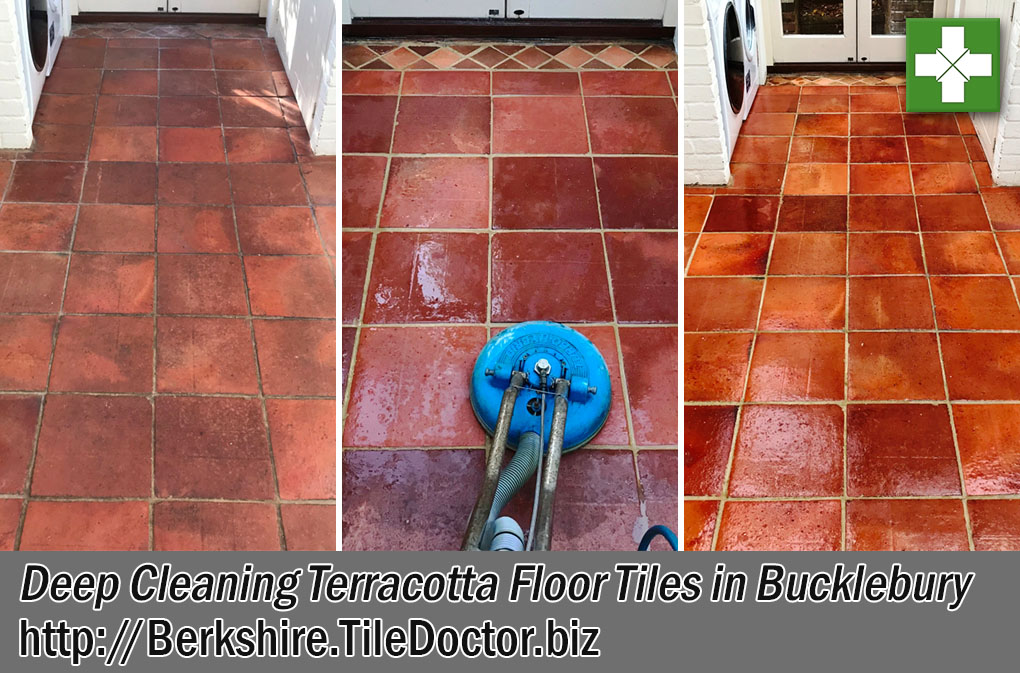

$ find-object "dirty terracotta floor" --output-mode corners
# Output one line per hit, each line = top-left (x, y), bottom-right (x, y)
(341, 41), (679, 550)
(0, 24), (336, 551)
(685, 81), (1020, 551)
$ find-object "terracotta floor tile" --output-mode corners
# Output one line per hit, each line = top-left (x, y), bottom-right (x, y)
(684, 195), (712, 232)
(45, 68), (102, 94)
(848, 276), (935, 329)
(156, 205), (234, 253)
(799, 92), (848, 113)
(683, 233), (697, 264)
(742, 112), (795, 135)
(912, 163), (977, 194)
(850, 92), (900, 112)
(74, 205), (154, 252)
(794, 113), (848, 136)
(20, 501), (148, 551)
(718, 163), (785, 194)
(154, 501), (279, 551)
(299, 160), (335, 206)
(158, 163), (231, 205)
(253, 319), (335, 396)
(847, 500), (968, 551)
(345, 327), (484, 446)
(160, 69), (217, 96)
(223, 127), (294, 163)
(213, 44), (268, 70)
(156, 317), (258, 394)
(684, 332), (752, 403)
(49, 315), (152, 393)
(717, 500), (841, 551)
(776, 195), (847, 231)
(637, 450), (678, 539)
(82, 162), (156, 204)
(160, 46), (213, 70)
(916, 194), (989, 231)
(235, 206), (322, 255)
(490, 157), (599, 229)
(364, 232), (486, 323)
(974, 161), (994, 187)
(342, 449), (483, 550)
(684, 405), (735, 496)
(24, 123), (92, 160)
(158, 127), (225, 163)
(0, 253), (66, 313)
(0, 396), (40, 494)
(584, 97), (677, 154)
(703, 195), (778, 232)
(63, 254), (154, 314)
(848, 136), (908, 162)
(970, 500), (1020, 550)
(380, 157), (488, 229)
(220, 69), (281, 96)
(341, 95), (397, 152)
(931, 276), (1020, 329)
(759, 277), (845, 330)
(36, 94), (96, 125)
(101, 70), (158, 95)
(0, 204), (76, 251)
(903, 113), (960, 135)
(953, 404), (1020, 495)
(787, 137), (847, 162)
(848, 194), (916, 231)
(340, 231), (370, 324)
(606, 232), (677, 323)
(281, 504), (334, 551)
(155, 396), (273, 500)
(490, 96), (588, 154)
(341, 155), (387, 228)
(492, 71), (580, 95)
(746, 332), (844, 401)
(769, 233), (846, 274)
(849, 233), (924, 274)
(94, 95), (157, 126)
(907, 136), (969, 162)
(156, 254), (247, 315)
(729, 405), (843, 497)
(923, 232), (1006, 274)
(267, 399), (335, 500)
(615, 327), (676, 444)
(491, 232), (612, 322)
(0, 316), (55, 390)
(847, 404), (960, 496)
(580, 71), (671, 96)
(32, 395), (151, 497)
(683, 500), (718, 550)
(941, 333), (1020, 400)
(393, 96), (490, 153)
(229, 163), (307, 206)
(982, 188), (1020, 231)
(849, 112), (903, 135)
(220, 95), (286, 127)
(731, 136), (790, 163)
(401, 70), (489, 95)
(7, 162), (84, 203)
(245, 256), (334, 318)
(752, 92), (799, 113)
(594, 157), (678, 229)
(686, 233), (771, 275)
(783, 164), (847, 195)
(156, 96), (219, 127)
(684, 277), (763, 331)
(0, 499), (19, 549)
(848, 332), (945, 400)
(849, 163), (911, 194)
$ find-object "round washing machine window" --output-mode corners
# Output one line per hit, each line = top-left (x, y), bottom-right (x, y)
(744, 0), (756, 57)
(27, 0), (48, 73)
(723, 2), (745, 114)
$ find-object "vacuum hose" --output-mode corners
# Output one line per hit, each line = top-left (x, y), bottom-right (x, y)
(481, 431), (541, 551)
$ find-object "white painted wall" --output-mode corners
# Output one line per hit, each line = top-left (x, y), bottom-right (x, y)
(988, 1), (1020, 184)
(0, 0), (35, 148)
(683, 0), (728, 185)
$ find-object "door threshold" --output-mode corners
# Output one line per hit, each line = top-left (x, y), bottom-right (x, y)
(770, 62), (905, 73)
(344, 18), (675, 40)
(75, 13), (263, 24)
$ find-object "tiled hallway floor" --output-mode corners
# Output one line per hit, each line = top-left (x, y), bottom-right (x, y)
(685, 81), (1020, 551)
(341, 41), (679, 550)
(0, 25), (336, 551)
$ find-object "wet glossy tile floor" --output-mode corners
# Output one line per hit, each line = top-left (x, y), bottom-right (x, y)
(685, 82), (1020, 551)
(341, 41), (679, 550)
(0, 25), (336, 551)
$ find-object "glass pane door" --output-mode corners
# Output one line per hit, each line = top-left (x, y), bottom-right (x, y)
(769, 0), (857, 62)
(859, 0), (947, 62)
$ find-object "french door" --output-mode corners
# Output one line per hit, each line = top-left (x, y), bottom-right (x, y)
(345, 0), (669, 20)
(769, 0), (948, 63)
(77, 1), (260, 13)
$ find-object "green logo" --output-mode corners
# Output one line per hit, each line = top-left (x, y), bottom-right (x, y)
(906, 18), (999, 112)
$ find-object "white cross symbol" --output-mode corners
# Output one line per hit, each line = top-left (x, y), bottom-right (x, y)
(915, 26), (992, 103)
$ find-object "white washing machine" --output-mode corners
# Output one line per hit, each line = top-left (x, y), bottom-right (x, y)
(707, 0), (760, 159)
(17, 0), (65, 116)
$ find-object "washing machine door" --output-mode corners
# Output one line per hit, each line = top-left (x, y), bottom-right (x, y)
(27, 0), (48, 73)
(722, 2), (745, 115)
(743, 0), (757, 60)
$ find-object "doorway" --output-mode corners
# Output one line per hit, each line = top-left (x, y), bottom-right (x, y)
(768, 0), (947, 63)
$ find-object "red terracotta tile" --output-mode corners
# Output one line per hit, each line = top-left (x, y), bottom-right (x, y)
(63, 254), (154, 314)
(581, 71), (671, 96)
(684, 332), (752, 403)
(0, 204), (76, 251)
(731, 136), (789, 163)
(36, 94), (96, 125)
(484, 157), (597, 230)
(849, 112), (903, 136)
(799, 93), (848, 113)
(400, 70), (488, 95)
(342, 70), (401, 95)
(74, 205), (154, 252)
(970, 500), (1020, 550)
(32, 395), (150, 498)
(157, 95), (220, 127)
(45, 68), (102, 94)
(299, 160), (335, 206)
(158, 163), (231, 204)
(223, 127), (294, 163)
(317, 206), (335, 255)
(923, 232), (1006, 274)
(82, 162), (157, 204)
(594, 157), (677, 229)
(683, 500), (718, 550)
(23, 123), (92, 160)
(230, 164), (307, 206)
(0, 253), (66, 312)
(784, 164), (847, 195)
(982, 188), (1020, 231)
(342, 449), (483, 550)
(742, 112), (795, 135)
(212, 44), (268, 70)
(684, 195), (712, 232)
(904, 113), (960, 135)
(684, 278), (763, 331)
(245, 256), (335, 318)
(999, 232), (1020, 275)
(492, 71), (579, 94)
(0, 499), (18, 549)
(491, 232), (611, 322)
(266, 399), (335, 501)
(907, 136), (969, 162)
(746, 332), (844, 401)
(850, 92), (900, 112)
(974, 161), (994, 187)
(848, 332), (945, 401)
(751, 92), (799, 113)
(848, 195), (917, 231)
(379, 157), (488, 229)
(94, 95), (157, 126)
(847, 500), (968, 551)
(787, 136), (847, 162)
(848, 276), (935, 329)
(848, 136), (908, 162)
(683, 234), (697, 264)
(156, 205), (234, 253)
(49, 316), (152, 393)
(393, 96), (489, 153)
(759, 277), (845, 330)
(776, 195), (847, 231)
(155, 396), (273, 500)
(637, 450), (678, 539)
(931, 276), (1020, 329)
(686, 233), (772, 275)
(717, 500), (841, 551)
(703, 195), (778, 232)
(684, 406), (735, 496)
(7, 162), (84, 203)
(101, 70), (158, 95)
(769, 233), (846, 274)
(253, 318), (335, 396)
(160, 46), (213, 70)
(155, 317), (258, 394)
(849, 233), (925, 274)
(160, 69), (218, 96)
(340, 230), (370, 324)
(0, 396), (40, 494)
(912, 163), (977, 194)
(154, 501), (279, 551)
(847, 404), (960, 496)
(606, 232), (677, 323)
(794, 113), (848, 136)
(341, 95), (397, 152)
(219, 69), (280, 96)
(221, 95), (288, 126)
(584, 97), (676, 154)
(281, 504), (334, 550)
(618, 328), (677, 444)
(941, 333), (1020, 399)
(20, 501), (148, 551)
(341, 156), (386, 228)
(0, 316), (55, 390)
(235, 206), (322, 255)
(491, 96), (587, 153)
(729, 405), (843, 497)
(849, 163), (911, 194)
(952, 404), (1020, 495)
(341, 327), (355, 394)
(916, 194), (989, 232)
(156, 255), (247, 315)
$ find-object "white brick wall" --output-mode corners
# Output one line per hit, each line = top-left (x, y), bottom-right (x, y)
(0, 0), (33, 148)
(992, 7), (1020, 185)
(309, 11), (336, 155)
(683, 0), (728, 185)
